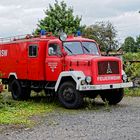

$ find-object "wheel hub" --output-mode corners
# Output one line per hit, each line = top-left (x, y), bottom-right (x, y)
(63, 88), (75, 102)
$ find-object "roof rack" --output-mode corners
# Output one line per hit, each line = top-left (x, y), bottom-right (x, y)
(0, 34), (35, 43)
(0, 32), (55, 43)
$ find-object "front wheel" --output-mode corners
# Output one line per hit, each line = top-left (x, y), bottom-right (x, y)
(58, 81), (83, 109)
(100, 89), (124, 105)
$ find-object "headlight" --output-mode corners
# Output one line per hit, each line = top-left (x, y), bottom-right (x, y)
(85, 76), (92, 84)
(59, 32), (67, 41)
(122, 74), (128, 82)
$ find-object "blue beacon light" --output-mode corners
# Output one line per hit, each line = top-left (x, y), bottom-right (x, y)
(40, 29), (47, 35)
(77, 30), (81, 36)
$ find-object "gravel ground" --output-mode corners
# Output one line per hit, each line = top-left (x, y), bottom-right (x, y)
(1, 97), (140, 140)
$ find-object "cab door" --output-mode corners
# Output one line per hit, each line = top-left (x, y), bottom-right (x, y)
(45, 41), (64, 81)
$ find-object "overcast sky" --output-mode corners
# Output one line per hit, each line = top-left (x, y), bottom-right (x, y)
(0, 0), (140, 43)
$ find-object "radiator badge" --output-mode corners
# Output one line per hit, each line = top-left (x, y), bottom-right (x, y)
(107, 62), (112, 74)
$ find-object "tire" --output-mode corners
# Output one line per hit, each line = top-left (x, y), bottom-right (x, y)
(100, 89), (124, 105)
(10, 79), (30, 100)
(58, 81), (83, 109)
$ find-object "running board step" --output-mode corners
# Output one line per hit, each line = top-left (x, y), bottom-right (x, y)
(45, 87), (55, 90)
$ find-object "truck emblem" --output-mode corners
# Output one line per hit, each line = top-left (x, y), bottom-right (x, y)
(107, 62), (112, 74)
(48, 62), (58, 72)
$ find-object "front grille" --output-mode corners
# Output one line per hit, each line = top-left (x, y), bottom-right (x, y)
(98, 61), (119, 75)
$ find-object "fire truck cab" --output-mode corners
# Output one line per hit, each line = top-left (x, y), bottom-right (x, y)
(0, 33), (133, 108)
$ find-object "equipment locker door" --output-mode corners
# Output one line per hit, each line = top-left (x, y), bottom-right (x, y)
(16, 43), (28, 79)
(45, 41), (63, 81)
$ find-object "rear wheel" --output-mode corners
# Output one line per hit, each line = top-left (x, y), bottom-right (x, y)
(10, 79), (30, 100)
(58, 81), (83, 109)
(100, 89), (124, 105)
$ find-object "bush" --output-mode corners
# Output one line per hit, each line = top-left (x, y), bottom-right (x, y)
(123, 52), (140, 79)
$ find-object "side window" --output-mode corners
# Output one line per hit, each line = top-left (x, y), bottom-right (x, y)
(29, 45), (38, 57)
(48, 44), (61, 56)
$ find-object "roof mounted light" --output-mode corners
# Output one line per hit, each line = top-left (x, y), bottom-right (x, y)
(76, 30), (81, 36)
(40, 29), (46, 36)
(59, 32), (67, 42)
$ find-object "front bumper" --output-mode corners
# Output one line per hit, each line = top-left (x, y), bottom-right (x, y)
(79, 82), (133, 91)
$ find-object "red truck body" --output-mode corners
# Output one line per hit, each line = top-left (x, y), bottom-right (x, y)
(0, 34), (133, 108)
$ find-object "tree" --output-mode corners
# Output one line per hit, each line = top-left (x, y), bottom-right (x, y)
(83, 21), (118, 52)
(34, 0), (83, 35)
(136, 35), (140, 51)
(122, 36), (137, 52)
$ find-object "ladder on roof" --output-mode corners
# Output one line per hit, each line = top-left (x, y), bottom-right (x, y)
(0, 32), (54, 43)
(0, 34), (34, 43)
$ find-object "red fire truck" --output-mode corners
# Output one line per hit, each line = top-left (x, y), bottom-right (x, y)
(0, 33), (133, 108)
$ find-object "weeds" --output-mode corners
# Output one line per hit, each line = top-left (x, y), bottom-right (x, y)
(125, 88), (140, 97)
(84, 97), (110, 111)
(0, 88), (138, 128)
(104, 99), (110, 111)
(0, 92), (57, 127)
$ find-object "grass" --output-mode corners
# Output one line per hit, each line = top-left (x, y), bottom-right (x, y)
(125, 88), (140, 97)
(0, 92), (111, 128)
(0, 91), (58, 127)
(0, 87), (140, 129)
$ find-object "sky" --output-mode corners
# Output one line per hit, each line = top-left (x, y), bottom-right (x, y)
(0, 0), (140, 43)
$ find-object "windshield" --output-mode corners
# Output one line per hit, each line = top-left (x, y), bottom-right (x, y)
(63, 42), (83, 55)
(82, 42), (99, 55)
(63, 41), (99, 55)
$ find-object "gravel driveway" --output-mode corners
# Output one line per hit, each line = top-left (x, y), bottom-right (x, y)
(1, 97), (140, 140)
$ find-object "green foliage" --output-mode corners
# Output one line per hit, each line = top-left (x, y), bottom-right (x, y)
(0, 92), (56, 126)
(122, 35), (140, 53)
(122, 36), (137, 52)
(136, 35), (140, 51)
(34, 0), (83, 35)
(123, 52), (140, 79)
(123, 52), (140, 97)
(125, 88), (140, 97)
(83, 21), (118, 51)
(123, 52), (140, 61)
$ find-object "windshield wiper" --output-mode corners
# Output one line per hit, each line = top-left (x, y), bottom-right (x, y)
(64, 46), (73, 54)
(82, 45), (90, 53)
